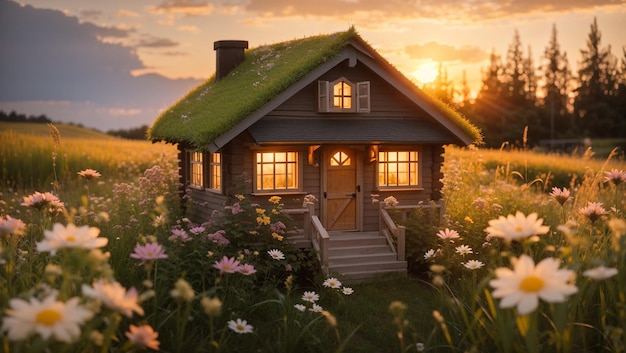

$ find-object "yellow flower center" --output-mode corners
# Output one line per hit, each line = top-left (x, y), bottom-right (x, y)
(515, 226), (523, 233)
(520, 275), (545, 292)
(66, 236), (76, 242)
(35, 308), (62, 326)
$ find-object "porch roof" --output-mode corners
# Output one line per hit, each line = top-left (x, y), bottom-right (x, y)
(247, 117), (458, 144)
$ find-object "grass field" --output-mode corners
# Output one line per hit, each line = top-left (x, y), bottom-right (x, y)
(0, 124), (625, 352)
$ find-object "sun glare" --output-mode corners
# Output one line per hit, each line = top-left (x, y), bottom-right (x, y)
(412, 63), (438, 84)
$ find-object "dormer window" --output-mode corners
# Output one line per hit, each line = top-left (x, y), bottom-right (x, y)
(318, 78), (370, 113)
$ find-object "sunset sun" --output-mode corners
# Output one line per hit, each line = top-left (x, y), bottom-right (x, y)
(412, 63), (438, 84)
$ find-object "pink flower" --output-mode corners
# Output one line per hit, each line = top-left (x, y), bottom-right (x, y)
(212, 256), (242, 273)
(125, 324), (160, 350)
(0, 215), (26, 237)
(604, 169), (626, 185)
(21, 191), (65, 213)
(168, 228), (191, 242)
(207, 230), (230, 246)
(230, 202), (243, 215)
(549, 187), (571, 205)
(189, 226), (205, 235)
(580, 202), (609, 223)
(437, 228), (461, 241)
(130, 243), (168, 265)
(238, 264), (257, 275)
(77, 169), (101, 180)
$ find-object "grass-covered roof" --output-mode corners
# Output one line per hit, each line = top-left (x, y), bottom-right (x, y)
(148, 27), (482, 148)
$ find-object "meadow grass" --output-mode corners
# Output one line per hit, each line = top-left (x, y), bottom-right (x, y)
(0, 127), (625, 352)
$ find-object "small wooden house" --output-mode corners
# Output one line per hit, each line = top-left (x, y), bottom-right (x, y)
(149, 28), (480, 278)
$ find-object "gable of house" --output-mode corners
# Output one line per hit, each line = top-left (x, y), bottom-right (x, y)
(148, 27), (482, 150)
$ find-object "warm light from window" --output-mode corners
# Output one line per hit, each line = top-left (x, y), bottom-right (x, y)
(256, 151), (298, 191)
(333, 81), (352, 109)
(378, 151), (418, 187)
(330, 151), (351, 166)
(191, 152), (204, 187)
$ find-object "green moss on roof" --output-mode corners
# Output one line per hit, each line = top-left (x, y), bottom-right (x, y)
(149, 28), (357, 148)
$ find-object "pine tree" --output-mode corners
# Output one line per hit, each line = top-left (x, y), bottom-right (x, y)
(574, 17), (620, 137)
(541, 24), (573, 142)
(503, 30), (528, 106)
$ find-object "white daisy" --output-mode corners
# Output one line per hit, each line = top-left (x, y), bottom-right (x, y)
(267, 249), (285, 260)
(342, 287), (354, 295)
(36, 223), (107, 255)
(228, 318), (253, 334)
(583, 266), (619, 281)
(82, 280), (144, 318)
(323, 277), (342, 289)
(484, 211), (550, 242)
(1, 294), (93, 342)
(463, 260), (485, 270)
(489, 255), (578, 315)
(301, 291), (319, 303)
(310, 303), (323, 312)
(455, 245), (473, 256)
(294, 304), (306, 312)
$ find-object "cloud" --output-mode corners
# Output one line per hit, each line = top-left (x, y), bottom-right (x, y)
(79, 9), (102, 21)
(405, 42), (488, 63)
(137, 36), (180, 48)
(117, 9), (141, 18)
(242, 0), (622, 22)
(0, 0), (201, 129)
(152, 0), (215, 16)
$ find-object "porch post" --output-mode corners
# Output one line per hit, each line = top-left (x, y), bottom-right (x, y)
(397, 225), (406, 261)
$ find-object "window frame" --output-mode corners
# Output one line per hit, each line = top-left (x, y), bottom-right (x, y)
(189, 151), (204, 189)
(208, 152), (222, 193)
(253, 149), (303, 194)
(376, 148), (422, 190)
(318, 78), (370, 113)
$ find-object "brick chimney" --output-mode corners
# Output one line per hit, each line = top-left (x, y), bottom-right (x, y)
(213, 40), (248, 81)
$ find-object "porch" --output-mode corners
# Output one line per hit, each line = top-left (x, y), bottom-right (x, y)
(283, 201), (445, 282)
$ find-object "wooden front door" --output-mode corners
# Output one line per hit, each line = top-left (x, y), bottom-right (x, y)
(324, 148), (358, 231)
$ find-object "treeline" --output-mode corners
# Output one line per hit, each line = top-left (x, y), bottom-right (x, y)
(0, 110), (52, 123)
(0, 110), (148, 140)
(425, 18), (626, 148)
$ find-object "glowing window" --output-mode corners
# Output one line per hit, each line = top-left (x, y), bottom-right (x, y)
(378, 151), (419, 188)
(256, 151), (299, 191)
(333, 81), (352, 109)
(209, 152), (221, 191)
(330, 151), (351, 166)
(190, 151), (203, 187)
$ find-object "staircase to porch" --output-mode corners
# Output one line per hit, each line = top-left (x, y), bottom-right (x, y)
(326, 231), (407, 282)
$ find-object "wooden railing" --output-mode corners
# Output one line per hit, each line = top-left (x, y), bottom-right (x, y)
(310, 215), (330, 276)
(379, 200), (446, 261)
(282, 203), (329, 275)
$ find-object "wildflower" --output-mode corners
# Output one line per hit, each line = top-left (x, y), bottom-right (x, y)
(21, 191), (65, 212)
(169, 228), (191, 242)
(604, 169), (626, 185)
(342, 287), (354, 295)
(189, 226), (205, 235)
(579, 202), (609, 223)
(90, 330), (104, 346)
(463, 260), (485, 270)
(169, 278), (195, 302)
(549, 187), (571, 205)
(0, 294), (92, 342)
(201, 297), (222, 317)
(0, 215), (26, 237)
(82, 280), (144, 318)
(455, 245), (473, 256)
(429, 264), (446, 273)
(370, 194), (380, 204)
(424, 249), (436, 260)
(130, 242), (168, 265)
(294, 304), (306, 312)
(270, 221), (286, 233)
(267, 249), (285, 260)
(238, 263), (257, 275)
(303, 194), (318, 206)
(464, 216), (473, 223)
(485, 211), (550, 242)
(125, 324), (160, 350)
(228, 318), (254, 334)
(77, 169), (101, 180)
(268, 196), (282, 204)
(472, 197), (488, 209)
(416, 343), (425, 352)
(256, 215), (271, 225)
(323, 277), (342, 289)
(489, 255), (578, 315)
(583, 266), (619, 281)
(212, 256), (242, 273)
(383, 196), (399, 208)
(302, 291), (319, 303)
(437, 228), (460, 241)
(256, 208), (265, 215)
(235, 194), (245, 201)
(389, 301), (407, 317)
(207, 230), (230, 246)
(36, 223), (107, 255)
(272, 232), (284, 241)
(230, 202), (243, 214)
(310, 303), (324, 312)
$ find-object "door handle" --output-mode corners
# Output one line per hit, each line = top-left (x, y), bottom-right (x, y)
(346, 193), (356, 198)
(323, 192), (327, 199)
(356, 185), (360, 192)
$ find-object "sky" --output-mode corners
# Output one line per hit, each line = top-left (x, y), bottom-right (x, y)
(0, 0), (624, 132)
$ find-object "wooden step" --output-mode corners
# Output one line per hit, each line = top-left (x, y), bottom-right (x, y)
(329, 244), (391, 256)
(330, 259), (407, 274)
(333, 268), (408, 283)
(329, 251), (398, 265)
